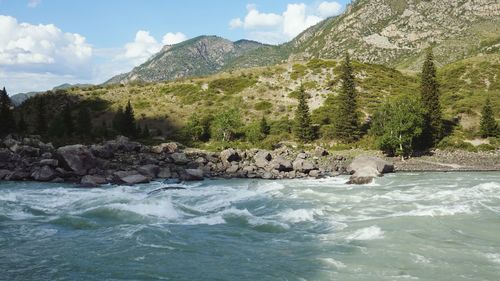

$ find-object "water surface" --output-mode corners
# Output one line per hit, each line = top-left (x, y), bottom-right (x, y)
(1, 172), (499, 280)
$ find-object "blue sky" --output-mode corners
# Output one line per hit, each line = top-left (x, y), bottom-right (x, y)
(0, 0), (351, 94)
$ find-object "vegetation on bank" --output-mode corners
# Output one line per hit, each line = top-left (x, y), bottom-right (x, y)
(1, 52), (498, 155)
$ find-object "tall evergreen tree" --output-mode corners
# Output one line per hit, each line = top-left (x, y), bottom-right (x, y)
(334, 52), (359, 142)
(76, 107), (92, 137)
(420, 48), (443, 146)
(480, 97), (497, 138)
(62, 105), (74, 136)
(17, 113), (27, 134)
(259, 116), (270, 137)
(122, 101), (137, 137)
(293, 85), (313, 142)
(0, 87), (16, 136)
(112, 106), (125, 134)
(34, 98), (48, 135)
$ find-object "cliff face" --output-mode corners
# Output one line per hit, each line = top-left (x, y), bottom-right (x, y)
(289, 0), (500, 69)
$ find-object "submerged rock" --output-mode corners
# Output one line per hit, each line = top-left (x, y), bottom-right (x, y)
(81, 175), (108, 187)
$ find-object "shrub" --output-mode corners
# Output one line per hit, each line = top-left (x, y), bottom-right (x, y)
(254, 101), (273, 111)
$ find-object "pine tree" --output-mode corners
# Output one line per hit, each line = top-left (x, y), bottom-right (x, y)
(76, 107), (92, 137)
(480, 97), (497, 138)
(293, 85), (313, 142)
(122, 100), (137, 137)
(259, 116), (270, 137)
(34, 98), (48, 135)
(62, 105), (74, 136)
(334, 52), (359, 142)
(0, 87), (16, 137)
(420, 48), (443, 146)
(112, 106), (125, 134)
(17, 113), (27, 134)
(142, 124), (150, 138)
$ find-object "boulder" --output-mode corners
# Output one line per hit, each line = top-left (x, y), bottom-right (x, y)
(121, 174), (150, 185)
(31, 166), (57, 181)
(308, 170), (320, 178)
(170, 152), (189, 165)
(157, 167), (172, 178)
(152, 142), (180, 154)
(137, 164), (160, 178)
(6, 170), (29, 181)
(314, 147), (329, 157)
(0, 169), (11, 180)
(220, 149), (241, 166)
(39, 159), (58, 167)
(81, 175), (108, 187)
(271, 156), (293, 172)
(347, 156), (394, 184)
(347, 156), (394, 175)
(292, 158), (315, 173)
(254, 151), (272, 168)
(226, 164), (239, 174)
(90, 144), (114, 159)
(182, 169), (204, 181)
(56, 145), (97, 176)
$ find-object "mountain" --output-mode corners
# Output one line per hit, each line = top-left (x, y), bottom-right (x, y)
(106, 0), (499, 85)
(10, 83), (93, 106)
(286, 0), (500, 70)
(106, 36), (266, 84)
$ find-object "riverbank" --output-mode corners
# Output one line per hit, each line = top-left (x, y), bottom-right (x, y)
(0, 135), (498, 186)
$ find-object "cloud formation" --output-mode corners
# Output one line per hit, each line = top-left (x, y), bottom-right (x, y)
(229, 1), (343, 44)
(27, 0), (41, 8)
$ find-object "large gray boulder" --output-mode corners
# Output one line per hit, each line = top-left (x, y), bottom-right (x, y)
(254, 151), (272, 168)
(271, 156), (293, 172)
(31, 166), (57, 181)
(56, 145), (97, 176)
(152, 142), (180, 154)
(137, 164), (160, 178)
(0, 169), (12, 180)
(347, 156), (394, 184)
(182, 168), (204, 181)
(121, 174), (150, 185)
(170, 152), (189, 164)
(220, 149), (241, 166)
(292, 158), (315, 173)
(81, 175), (108, 187)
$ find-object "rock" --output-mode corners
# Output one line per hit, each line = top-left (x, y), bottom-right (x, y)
(40, 159), (58, 167)
(147, 186), (186, 195)
(314, 147), (329, 157)
(271, 156), (293, 172)
(347, 156), (394, 184)
(137, 164), (160, 178)
(41, 152), (53, 159)
(220, 149), (241, 166)
(226, 164), (239, 174)
(6, 170), (29, 181)
(81, 175), (108, 187)
(157, 167), (172, 178)
(292, 158), (315, 172)
(56, 145), (97, 176)
(17, 145), (40, 157)
(308, 170), (320, 178)
(31, 166), (57, 181)
(347, 156), (394, 175)
(261, 171), (273, 179)
(51, 177), (64, 183)
(170, 152), (189, 164)
(296, 152), (308, 159)
(0, 169), (11, 179)
(121, 174), (150, 185)
(152, 142), (180, 154)
(254, 151), (272, 168)
(182, 169), (204, 181)
(90, 144), (114, 159)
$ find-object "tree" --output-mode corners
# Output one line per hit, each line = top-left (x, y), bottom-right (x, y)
(61, 105), (74, 136)
(293, 85), (313, 142)
(34, 98), (48, 135)
(76, 106), (92, 137)
(334, 52), (359, 142)
(260, 116), (270, 137)
(480, 97), (497, 138)
(371, 96), (425, 159)
(185, 113), (213, 142)
(112, 106), (125, 133)
(17, 114), (27, 134)
(142, 124), (151, 138)
(420, 48), (443, 146)
(0, 87), (16, 136)
(211, 108), (242, 142)
(122, 100), (137, 137)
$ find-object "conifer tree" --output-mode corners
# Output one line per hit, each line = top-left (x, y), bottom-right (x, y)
(122, 100), (137, 137)
(334, 52), (359, 142)
(293, 85), (313, 142)
(480, 97), (497, 138)
(76, 106), (92, 137)
(62, 105), (74, 136)
(142, 124), (150, 138)
(17, 114), (27, 134)
(112, 106), (125, 134)
(420, 48), (442, 146)
(259, 116), (270, 137)
(34, 98), (48, 135)
(0, 87), (16, 136)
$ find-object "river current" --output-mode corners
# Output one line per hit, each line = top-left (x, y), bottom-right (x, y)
(1, 172), (499, 280)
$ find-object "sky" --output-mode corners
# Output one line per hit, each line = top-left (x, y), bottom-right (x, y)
(0, 0), (351, 95)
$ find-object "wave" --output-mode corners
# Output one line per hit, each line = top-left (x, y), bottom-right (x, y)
(346, 226), (384, 240)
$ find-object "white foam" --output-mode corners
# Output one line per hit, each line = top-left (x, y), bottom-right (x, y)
(485, 253), (500, 265)
(410, 253), (431, 264)
(346, 226), (384, 240)
(320, 257), (347, 269)
(277, 208), (324, 223)
(109, 197), (179, 219)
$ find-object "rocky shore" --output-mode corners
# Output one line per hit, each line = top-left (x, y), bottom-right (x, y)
(0, 135), (498, 187)
(0, 135), (349, 187)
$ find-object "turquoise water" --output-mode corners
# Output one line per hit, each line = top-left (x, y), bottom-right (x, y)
(1, 172), (500, 281)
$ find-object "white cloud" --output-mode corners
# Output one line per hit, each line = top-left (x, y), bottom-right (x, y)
(318, 1), (343, 17)
(229, 2), (343, 44)
(27, 0), (41, 8)
(162, 32), (187, 45)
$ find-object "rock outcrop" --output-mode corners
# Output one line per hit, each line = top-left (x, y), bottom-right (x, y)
(347, 156), (394, 184)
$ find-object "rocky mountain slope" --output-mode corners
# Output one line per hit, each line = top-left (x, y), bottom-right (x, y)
(107, 0), (500, 84)
(106, 36), (266, 84)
